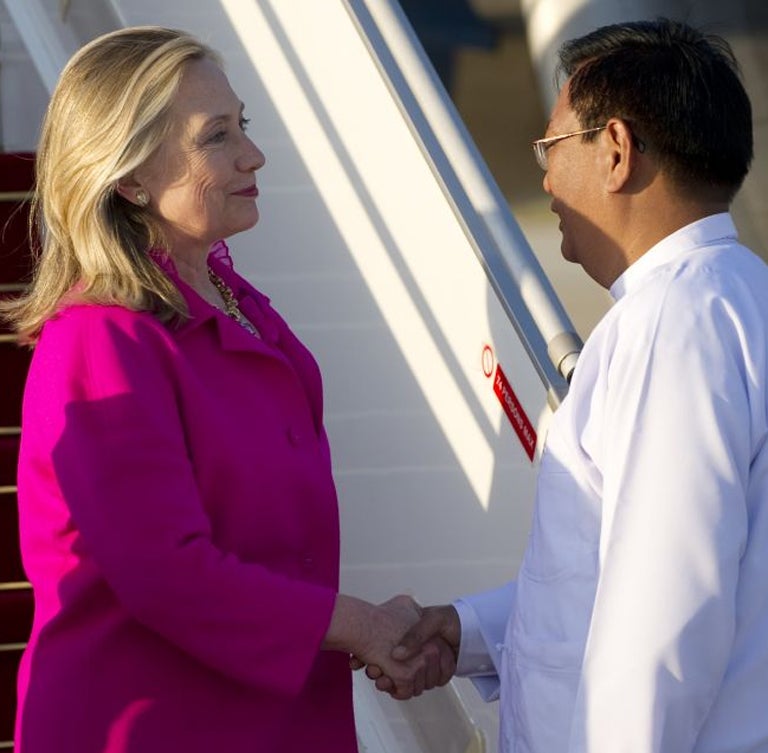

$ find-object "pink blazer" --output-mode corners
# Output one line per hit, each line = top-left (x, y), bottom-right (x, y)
(14, 242), (357, 753)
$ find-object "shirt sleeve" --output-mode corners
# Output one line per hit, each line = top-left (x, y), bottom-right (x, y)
(569, 275), (751, 751)
(34, 307), (337, 697)
(454, 580), (517, 701)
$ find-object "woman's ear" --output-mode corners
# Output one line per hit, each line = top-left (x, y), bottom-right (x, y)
(115, 176), (148, 207)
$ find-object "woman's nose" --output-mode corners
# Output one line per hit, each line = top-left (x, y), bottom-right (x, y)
(240, 138), (266, 172)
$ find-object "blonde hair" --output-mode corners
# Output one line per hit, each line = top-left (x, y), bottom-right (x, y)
(1, 26), (222, 342)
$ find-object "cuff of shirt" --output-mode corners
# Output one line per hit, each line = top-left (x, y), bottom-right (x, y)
(454, 599), (501, 702)
(453, 598), (497, 677)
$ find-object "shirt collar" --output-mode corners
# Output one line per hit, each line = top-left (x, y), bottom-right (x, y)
(609, 212), (738, 301)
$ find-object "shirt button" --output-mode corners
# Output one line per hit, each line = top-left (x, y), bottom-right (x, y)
(287, 427), (301, 446)
(302, 556), (314, 570)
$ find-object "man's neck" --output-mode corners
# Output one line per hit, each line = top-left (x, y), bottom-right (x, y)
(607, 183), (730, 286)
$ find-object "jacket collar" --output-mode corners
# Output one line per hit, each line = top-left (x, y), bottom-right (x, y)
(150, 246), (283, 358)
(151, 244), (325, 436)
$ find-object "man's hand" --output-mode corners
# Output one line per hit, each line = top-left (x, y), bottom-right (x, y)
(392, 604), (461, 661)
(351, 601), (460, 698)
(352, 594), (434, 699)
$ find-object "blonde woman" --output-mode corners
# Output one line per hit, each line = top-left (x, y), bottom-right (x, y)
(3, 27), (453, 753)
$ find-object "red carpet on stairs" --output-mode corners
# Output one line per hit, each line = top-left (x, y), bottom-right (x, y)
(0, 152), (35, 286)
(1, 151), (36, 751)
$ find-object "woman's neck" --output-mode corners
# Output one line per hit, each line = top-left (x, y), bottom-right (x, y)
(168, 247), (221, 307)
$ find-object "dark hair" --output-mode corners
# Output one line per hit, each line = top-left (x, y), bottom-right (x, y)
(557, 18), (752, 202)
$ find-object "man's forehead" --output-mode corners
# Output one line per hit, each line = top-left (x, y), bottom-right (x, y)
(547, 82), (579, 133)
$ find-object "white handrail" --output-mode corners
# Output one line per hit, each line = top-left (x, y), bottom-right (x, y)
(346, 0), (581, 394)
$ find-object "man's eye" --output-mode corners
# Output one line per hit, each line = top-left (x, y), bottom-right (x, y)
(239, 117), (251, 132)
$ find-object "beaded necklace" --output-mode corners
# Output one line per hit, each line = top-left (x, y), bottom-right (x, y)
(207, 268), (260, 337)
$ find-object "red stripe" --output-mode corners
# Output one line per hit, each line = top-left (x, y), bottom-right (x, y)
(493, 364), (537, 461)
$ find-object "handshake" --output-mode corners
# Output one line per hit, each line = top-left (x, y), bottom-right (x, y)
(343, 595), (462, 701)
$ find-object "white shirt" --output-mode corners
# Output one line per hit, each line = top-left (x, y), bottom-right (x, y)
(456, 214), (768, 752)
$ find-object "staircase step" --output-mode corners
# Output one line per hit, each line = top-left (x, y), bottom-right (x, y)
(0, 293), (21, 336)
(0, 199), (34, 287)
(0, 341), (30, 427)
(0, 492), (24, 583)
(0, 647), (22, 745)
(0, 434), (20, 488)
(0, 152), (36, 288)
(0, 153), (34, 193)
(0, 589), (32, 645)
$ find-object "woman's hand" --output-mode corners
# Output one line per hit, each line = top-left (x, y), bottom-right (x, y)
(348, 597), (458, 699)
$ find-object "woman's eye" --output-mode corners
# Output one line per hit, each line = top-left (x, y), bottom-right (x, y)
(204, 116), (249, 144)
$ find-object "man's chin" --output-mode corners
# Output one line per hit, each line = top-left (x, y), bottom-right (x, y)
(560, 242), (577, 264)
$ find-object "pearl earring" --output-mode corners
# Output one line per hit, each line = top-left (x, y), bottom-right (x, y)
(135, 189), (149, 207)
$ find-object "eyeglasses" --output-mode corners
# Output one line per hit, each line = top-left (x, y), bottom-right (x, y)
(532, 126), (607, 171)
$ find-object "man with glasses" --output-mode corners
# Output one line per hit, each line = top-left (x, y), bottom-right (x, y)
(363, 16), (768, 753)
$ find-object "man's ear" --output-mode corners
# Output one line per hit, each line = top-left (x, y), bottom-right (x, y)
(604, 118), (639, 193)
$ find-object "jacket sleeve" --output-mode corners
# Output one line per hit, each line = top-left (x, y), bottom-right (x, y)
(35, 306), (337, 696)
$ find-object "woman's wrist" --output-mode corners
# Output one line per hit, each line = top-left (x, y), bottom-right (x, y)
(322, 593), (376, 655)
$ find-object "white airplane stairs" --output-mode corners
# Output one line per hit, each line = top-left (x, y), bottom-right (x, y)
(0, 1), (582, 750)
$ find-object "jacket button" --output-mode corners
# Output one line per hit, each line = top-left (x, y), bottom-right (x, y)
(302, 555), (314, 570)
(287, 427), (301, 446)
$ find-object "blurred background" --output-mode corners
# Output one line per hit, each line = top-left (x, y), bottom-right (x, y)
(398, 0), (768, 340)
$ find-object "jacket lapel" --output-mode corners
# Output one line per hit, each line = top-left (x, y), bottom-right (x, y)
(152, 248), (322, 433)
